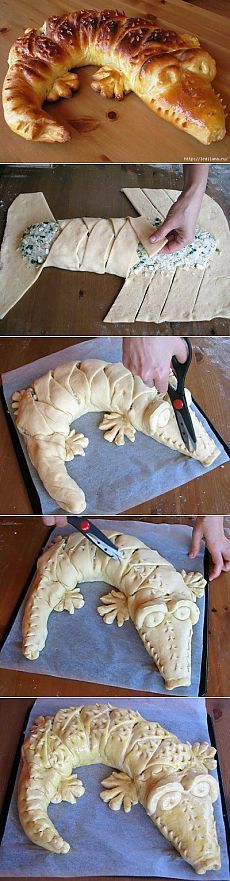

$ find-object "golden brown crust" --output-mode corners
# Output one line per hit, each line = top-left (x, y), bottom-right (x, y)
(2, 8), (226, 143)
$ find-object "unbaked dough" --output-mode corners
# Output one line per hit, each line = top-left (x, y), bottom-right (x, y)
(11, 358), (220, 513)
(104, 188), (230, 322)
(0, 192), (166, 319)
(22, 529), (206, 690)
(18, 702), (221, 874)
(1, 187), (229, 322)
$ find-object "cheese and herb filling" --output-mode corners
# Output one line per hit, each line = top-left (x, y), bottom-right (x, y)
(20, 222), (60, 265)
(131, 225), (218, 276)
(19, 219), (218, 274)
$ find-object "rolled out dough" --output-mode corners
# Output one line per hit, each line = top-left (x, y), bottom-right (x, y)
(105, 188), (230, 323)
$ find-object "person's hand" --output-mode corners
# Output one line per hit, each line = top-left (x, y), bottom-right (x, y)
(42, 516), (68, 526)
(189, 516), (230, 581)
(149, 190), (203, 255)
(122, 336), (188, 394)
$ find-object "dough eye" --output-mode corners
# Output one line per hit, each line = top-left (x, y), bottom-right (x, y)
(145, 610), (165, 627)
(190, 779), (210, 798)
(159, 790), (182, 811)
(174, 605), (190, 620)
(149, 400), (171, 432)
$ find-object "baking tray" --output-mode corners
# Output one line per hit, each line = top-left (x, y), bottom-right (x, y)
(1, 339), (229, 515)
(0, 699), (229, 880)
(0, 518), (209, 696)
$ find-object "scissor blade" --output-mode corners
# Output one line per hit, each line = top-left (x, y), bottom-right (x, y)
(168, 386), (196, 452)
(67, 517), (123, 561)
(84, 533), (123, 560)
(173, 408), (196, 452)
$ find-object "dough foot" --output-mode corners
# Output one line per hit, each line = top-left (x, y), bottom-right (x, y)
(91, 66), (130, 100)
(54, 588), (84, 614)
(65, 430), (89, 461)
(12, 387), (36, 415)
(51, 774), (85, 804)
(100, 771), (138, 813)
(181, 570), (206, 596)
(47, 72), (79, 102)
(191, 742), (217, 769)
(98, 412), (136, 445)
(97, 589), (129, 626)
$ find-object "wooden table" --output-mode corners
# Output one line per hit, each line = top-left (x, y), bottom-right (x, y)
(0, 335), (229, 515)
(0, 0), (229, 164)
(0, 163), (230, 337)
(0, 696), (229, 881)
(0, 515), (229, 698)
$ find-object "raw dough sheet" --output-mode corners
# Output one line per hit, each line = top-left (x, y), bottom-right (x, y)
(1, 339), (229, 515)
(104, 188), (230, 323)
(0, 697), (229, 880)
(0, 521), (206, 696)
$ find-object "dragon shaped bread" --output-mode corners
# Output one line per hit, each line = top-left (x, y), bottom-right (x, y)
(11, 358), (220, 513)
(22, 529), (207, 690)
(2, 8), (226, 144)
(18, 702), (221, 875)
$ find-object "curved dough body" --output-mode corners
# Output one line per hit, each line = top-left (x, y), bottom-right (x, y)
(22, 529), (207, 690)
(3, 9), (226, 144)
(11, 359), (220, 513)
(18, 702), (221, 875)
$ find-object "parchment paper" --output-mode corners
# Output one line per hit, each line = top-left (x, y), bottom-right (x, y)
(0, 698), (229, 880)
(0, 521), (206, 696)
(1, 338), (228, 514)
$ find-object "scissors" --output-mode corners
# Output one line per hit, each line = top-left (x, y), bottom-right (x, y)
(67, 517), (123, 561)
(168, 337), (197, 453)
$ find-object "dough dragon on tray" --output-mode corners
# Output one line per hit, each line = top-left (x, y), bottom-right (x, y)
(11, 358), (220, 513)
(22, 529), (207, 690)
(18, 703), (221, 874)
(2, 9), (226, 144)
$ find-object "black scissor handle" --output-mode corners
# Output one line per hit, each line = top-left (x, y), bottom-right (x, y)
(171, 337), (192, 395)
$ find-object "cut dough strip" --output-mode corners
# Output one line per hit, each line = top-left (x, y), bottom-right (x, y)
(1, 187), (229, 323)
(0, 192), (166, 319)
(109, 187), (230, 323)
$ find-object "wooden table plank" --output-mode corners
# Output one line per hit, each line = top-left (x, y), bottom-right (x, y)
(0, 515), (229, 698)
(187, 0), (229, 13)
(0, 696), (229, 881)
(0, 163), (230, 336)
(0, 0), (229, 164)
(0, 336), (229, 515)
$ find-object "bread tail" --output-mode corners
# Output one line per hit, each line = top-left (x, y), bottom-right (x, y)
(27, 435), (86, 513)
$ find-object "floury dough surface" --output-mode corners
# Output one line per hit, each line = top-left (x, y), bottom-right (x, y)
(0, 188), (229, 322)
(105, 188), (230, 323)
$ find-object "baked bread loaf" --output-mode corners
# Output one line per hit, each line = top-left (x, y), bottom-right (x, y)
(3, 9), (226, 143)
(11, 358), (220, 513)
(22, 529), (206, 690)
(18, 702), (221, 873)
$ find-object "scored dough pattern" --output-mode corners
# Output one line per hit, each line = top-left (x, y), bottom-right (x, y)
(11, 359), (220, 513)
(22, 529), (207, 690)
(18, 702), (221, 875)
